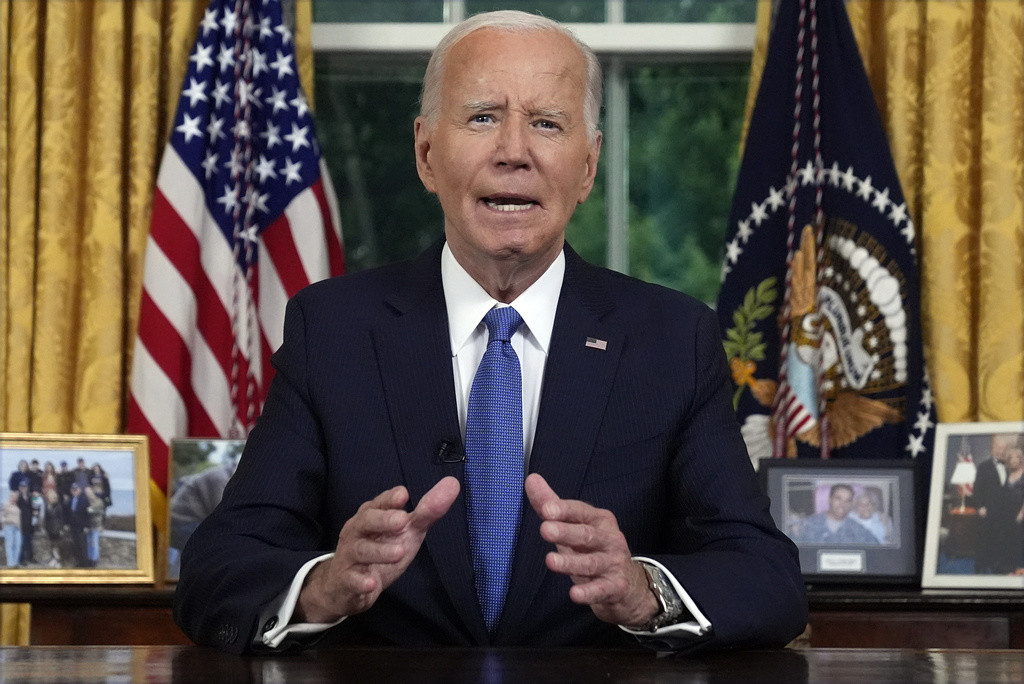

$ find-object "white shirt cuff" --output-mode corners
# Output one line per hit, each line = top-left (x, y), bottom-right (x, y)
(620, 556), (713, 639)
(258, 553), (345, 649)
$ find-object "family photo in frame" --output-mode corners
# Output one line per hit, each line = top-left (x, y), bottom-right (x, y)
(922, 422), (1024, 589)
(1, 433), (153, 584)
(760, 459), (920, 582)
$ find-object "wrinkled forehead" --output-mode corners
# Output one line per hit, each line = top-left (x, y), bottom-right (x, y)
(444, 28), (586, 98)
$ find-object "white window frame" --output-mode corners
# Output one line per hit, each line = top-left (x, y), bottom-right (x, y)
(313, 2), (755, 274)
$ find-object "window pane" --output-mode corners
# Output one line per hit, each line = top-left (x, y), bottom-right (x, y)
(465, 1), (604, 22)
(627, 62), (749, 304)
(626, 0), (756, 23)
(313, 0), (443, 22)
(313, 57), (444, 272)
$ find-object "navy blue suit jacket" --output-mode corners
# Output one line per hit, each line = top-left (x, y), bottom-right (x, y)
(174, 242), (807, 653)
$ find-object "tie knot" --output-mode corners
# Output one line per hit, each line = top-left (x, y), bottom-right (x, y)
(483, 306), (523, 343)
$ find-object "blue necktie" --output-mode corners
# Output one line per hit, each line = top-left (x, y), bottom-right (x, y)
(465, 306), (524, 632)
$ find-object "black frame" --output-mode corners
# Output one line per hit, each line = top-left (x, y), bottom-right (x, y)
(760, 459), (922, 584)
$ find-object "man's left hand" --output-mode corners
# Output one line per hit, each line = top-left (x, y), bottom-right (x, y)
(524, 472), (659, 628)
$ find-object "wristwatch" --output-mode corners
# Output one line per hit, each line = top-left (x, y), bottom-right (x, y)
(634, 561), (686, 632)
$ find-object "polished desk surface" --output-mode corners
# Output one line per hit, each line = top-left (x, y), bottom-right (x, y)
(1, 646), (1023, 683)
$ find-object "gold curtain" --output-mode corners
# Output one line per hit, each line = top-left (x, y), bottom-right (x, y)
(748, 0), (1024, 424)
(845, 0), (1024, 423)
(0, 0), (314, 647)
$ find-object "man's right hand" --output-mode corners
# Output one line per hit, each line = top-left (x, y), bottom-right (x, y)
(295, 476), (460, 624)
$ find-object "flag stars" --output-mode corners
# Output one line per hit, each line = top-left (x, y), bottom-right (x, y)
(749, 201), (768, 226)
(784, 175), (798, 197)
(872, 186), (891, 213)
(212, 81), (232, 108)
(905, 432), (926, 457)
(827, 162), (842, 186)
(225, 149), (245, 178)
(266, 86), (289, 114)
(221, 8), (239, 34)
(290, 92), (310, 119)
(238, 224), (260, 245)
(218, 45), (235, 72)
(270, 50), (294, 79)
(888, 201), (908, 226)
(275, 23), (293, 45)
(232, 119), (251, 139)
(176, 113), (203, 143)
(201, 152), (219, 180)
(259, 17), (274, 38)
(207, 116), (226, 143)
(217, 185), (241, 214)
(190, 44), (215, 74)
(901, 220), (916, 245)
(237, 81), (262, 109)
(280, 157), (303, 185)
(252, 48), (268, 78)
(798, 160), (817, 186)
(255, 154), (278, 182)
(766, 185), (786, 210)
(914, 411), (934, 434)
(725, 238), (742, 264)
(284, 123), (310, 152)
(182, 78), (209, 108)
(260, 122), (282, 149)
(841, 166), (856, 192)
(200, 8), (219, 36)
(920, 385), (934, 411)
(736, 219), (753, 243)
(244, 187), (270, 214)
(856, 175), (874, 201)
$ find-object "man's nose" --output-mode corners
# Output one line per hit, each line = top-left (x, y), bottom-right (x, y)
(494, 120), (530, 168)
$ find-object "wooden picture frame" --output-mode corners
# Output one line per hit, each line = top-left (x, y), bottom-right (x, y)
(1, 433), (153, 584)
(922, 421), (1024, 589)
(163, 438), (244, 583)
(760, 459), (921, 583)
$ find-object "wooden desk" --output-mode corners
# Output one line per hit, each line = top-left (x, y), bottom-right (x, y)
(4, 585), (1024, 648)
(1, 645), (1022, 683)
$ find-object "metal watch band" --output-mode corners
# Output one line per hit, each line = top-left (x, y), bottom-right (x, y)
(636, 562), (685, 632)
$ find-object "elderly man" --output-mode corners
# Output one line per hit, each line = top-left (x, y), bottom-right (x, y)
(175, 10), (806, 654)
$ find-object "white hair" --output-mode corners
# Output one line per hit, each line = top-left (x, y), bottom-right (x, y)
(419, 10), (602, 143)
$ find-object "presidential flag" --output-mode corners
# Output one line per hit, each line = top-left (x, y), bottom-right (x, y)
(128, 0), (344, 495)
(716, 0), (934, 463)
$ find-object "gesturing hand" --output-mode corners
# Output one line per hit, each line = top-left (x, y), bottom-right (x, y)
(296, 476), (460, 624)
(524, 473), (658, 628)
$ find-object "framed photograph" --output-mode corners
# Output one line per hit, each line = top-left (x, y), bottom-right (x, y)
(0, 433), (153, 584)
(163, 438), (244, 582)
(760, 459), (920, 583)
(922, 422), (1024, 589)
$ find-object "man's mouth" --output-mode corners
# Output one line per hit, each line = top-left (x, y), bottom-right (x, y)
(483, 195), (537, 212)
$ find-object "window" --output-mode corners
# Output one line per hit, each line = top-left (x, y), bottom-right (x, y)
(312, 0), (756, 304)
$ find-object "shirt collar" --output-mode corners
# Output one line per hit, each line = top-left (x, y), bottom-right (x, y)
(442, 242), (564, 356)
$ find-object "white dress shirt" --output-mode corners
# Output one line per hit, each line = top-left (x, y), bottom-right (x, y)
(259, 243), (710, 648)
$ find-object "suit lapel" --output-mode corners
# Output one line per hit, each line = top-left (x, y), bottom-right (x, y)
(371, 243), (489, 643)
(496, 246), (624, 640)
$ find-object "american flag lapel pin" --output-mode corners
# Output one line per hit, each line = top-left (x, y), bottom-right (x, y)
(585, 337), (608, 351)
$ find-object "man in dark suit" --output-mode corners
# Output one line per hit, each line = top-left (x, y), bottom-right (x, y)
(175, 10), (806, 655)
(65, 482), (91, 568)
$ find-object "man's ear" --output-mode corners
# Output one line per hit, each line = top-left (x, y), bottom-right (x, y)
(414, 117), (437, 193)
(577, 130), (602, 204)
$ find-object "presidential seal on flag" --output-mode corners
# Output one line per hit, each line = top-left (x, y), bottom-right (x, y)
(717, 0), (934, 464)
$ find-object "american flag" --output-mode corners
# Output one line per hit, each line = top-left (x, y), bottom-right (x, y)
(128, 0), (344, 494)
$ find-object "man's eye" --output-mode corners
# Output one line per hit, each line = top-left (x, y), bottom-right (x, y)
(471, 114), (493, 124)
(535, 120), (560, 131)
